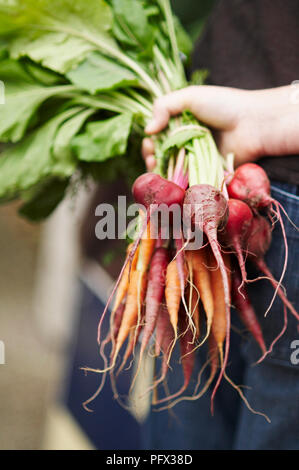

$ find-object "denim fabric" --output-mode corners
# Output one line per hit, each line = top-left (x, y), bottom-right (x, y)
(141, 181), (299, 450)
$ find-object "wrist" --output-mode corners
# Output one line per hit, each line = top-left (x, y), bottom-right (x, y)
(249, 86), (299, 158)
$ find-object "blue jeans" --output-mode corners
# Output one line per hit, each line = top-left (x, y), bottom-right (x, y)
(142, 181), (299, 450)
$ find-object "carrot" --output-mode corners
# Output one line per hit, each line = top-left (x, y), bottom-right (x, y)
(209, 251), (231, 412)
(138, 219), (156, 271)
(155, 309), (195, 405)
(184, 185), (231, 408)
(185, 284), (200, 339)
(116, 314), (145, 376)
(111, 269), (147, 368)
(138, 248), (169, 359)
(143, 303), (174, 400)
(112, 243), (139, 314)
(155, 303), (171, 357)
(156, 333), (219, 411)
(134, 219), (156, 335)
(165, 259), (186, 336)
(187, 248), (214, 344)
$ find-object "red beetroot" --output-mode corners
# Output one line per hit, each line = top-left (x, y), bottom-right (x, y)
(232, 267), (266, 354)
(132, 173), (185, 210)
(184, 184), (230, 410)
(228, 163), (292, 319)
(155, 309), (195, 405)
(143, 303), (174, 400)
(97, 173), (184, 345)
(227, 163), (271, 209)
(222, 199), (253, 284)
(247, 215), (299, 321)
(130, 247), (169, 388)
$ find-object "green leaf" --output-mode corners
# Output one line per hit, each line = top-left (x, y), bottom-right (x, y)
(24, 60), (65, 86)
(18, 177), (69, 221)
(10, 31), (95, 75)
(161, 126), (205, 153)
(73, 113), (133, 162)
(52, 107), (95, 173)
(0, 107), (82, 199)
(67, 52), (139, 94)
(4, 0), (118, 74)
(0, 59), (76, 142)
(111, 0), (153, 49)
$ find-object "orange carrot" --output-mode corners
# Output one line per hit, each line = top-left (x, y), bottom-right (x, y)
(165, 259), (186, 335)
(187, 248), (214, 343)
(135, 220), (156, 331)
(185, 284), (200, 339)
(112, 270), (147, 365)
(209, 251), (231, 412)
(116, 314), (144, 375)
(137, 219), (156, 272)
(210, 252), (231, 350)
(112, 244), (139, 314)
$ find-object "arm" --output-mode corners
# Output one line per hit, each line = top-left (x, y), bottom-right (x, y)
(142, 85), (299, 169)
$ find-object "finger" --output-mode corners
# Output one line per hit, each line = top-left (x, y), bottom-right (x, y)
(146, 85), (245, 135)
(145, 155), (157, 172)
(142, 137), (155, 160)
(145, 87), (195, 134)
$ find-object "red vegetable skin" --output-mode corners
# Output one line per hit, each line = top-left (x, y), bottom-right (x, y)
(154, 310), (195, 405)
(228, 163), (292, 319)
(132, 173), (185, 210)
(227, 163), (271, 209)
(184, 184), (230, 410)
(130, 247), (169, 388)
(232, 267), (266, 354)
(248, 215), (299, 321)
(222, 199), (253, 285)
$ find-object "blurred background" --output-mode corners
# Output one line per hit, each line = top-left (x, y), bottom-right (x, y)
(0, 1), (215, 450)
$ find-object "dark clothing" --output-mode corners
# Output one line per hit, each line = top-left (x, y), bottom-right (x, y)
(142, 181), (299, 449)
(192, 0), (299, 185)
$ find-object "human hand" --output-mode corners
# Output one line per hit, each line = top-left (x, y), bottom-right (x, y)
(142, 85), (298, 170)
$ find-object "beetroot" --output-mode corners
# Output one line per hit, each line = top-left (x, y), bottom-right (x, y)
(154, 309), (195, 405)
(228, 163), (293, 319)
(132, 173), (185, 210)
(227, 163), (271, 209)
(222, 199), (253, 284)
(184, 184), (230, 408)
(247, 215), (299, 321)
(130, 247), (169, 388)
(247, 214), (271, 259)
(232, 266), (266, 354)
(97, 173), (184, 345)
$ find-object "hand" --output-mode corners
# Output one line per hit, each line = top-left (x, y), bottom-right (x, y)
(142, 84), (299, 170)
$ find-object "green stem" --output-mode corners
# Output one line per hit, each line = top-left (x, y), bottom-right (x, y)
(159, 0), (184, 80)
(153, 45), (175, 85)
(127, 89), (153, 113)
(109, 91), (152, 118)
(61, 93), (127, 114)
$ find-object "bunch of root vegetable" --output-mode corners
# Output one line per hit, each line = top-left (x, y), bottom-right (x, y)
(84, 152), (298, 421)
(1, 0), (297, 421)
